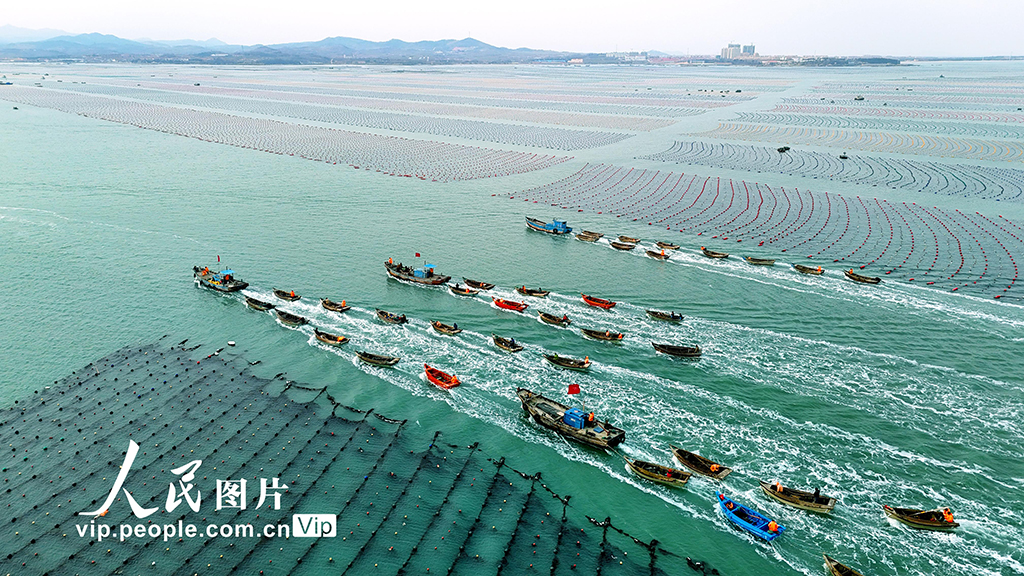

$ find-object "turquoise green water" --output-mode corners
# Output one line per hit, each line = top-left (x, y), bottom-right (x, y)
(2, 88), (1023, 576)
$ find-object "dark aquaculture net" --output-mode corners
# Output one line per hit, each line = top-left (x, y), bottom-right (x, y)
(1, 339), (679, 576)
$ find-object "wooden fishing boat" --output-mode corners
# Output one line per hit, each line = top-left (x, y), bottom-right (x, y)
(646, 250), (670, 260)
(744, 256), (776, 266)
(424, 364), (460, 389)
(671, 445), (731, 479)
(652, 343), (702, 358)
(581, 294), (616, 309)
(245, 296), (275, 311)
(701, 247), (729, 259)
(539, 311), (571, 326)
(655, 241), (680, 250)
(581, 328), (624, 341)
(624, 456), (690, 487)
(321, 298), (351, 312)
(356, 351), (400, 367)
(385, 261), (451, 285)
(526, 217), (572, 235)
(492, 334), (523, 352)
(276, 310), (307, 326)
(646, 310), (683, 322)
(430, 320), (463, 335)
(717, 492), (785, 542)
(758, 481), (836, 513)
(610, 241), (637, 251)
(824, 554), (864, 576)
(883, 505), (959, 531)
(273, 288), (301, 301)
(575, 232), (601, 242)
(314, 328), (349, 346)
(544, 354), (591, 371)
(793, 264), (824, 276)
(516, 387), (625, 449)
(449, 283), (479, 296)
(492, 297), (529, 312)
(463, 278), (495, 290)
(516, 286), (550, 298)
(581, 230), (604, 238)
(376, 308), (408, 324)
(618, 235), (640, 244)
(845, 269), (882, 284)
(194, 266), (248, 292)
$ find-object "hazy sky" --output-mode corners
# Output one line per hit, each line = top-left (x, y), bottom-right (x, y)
(4, 0), (1022, 56)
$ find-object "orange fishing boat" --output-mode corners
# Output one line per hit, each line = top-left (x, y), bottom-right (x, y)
(492, 297), (529, 312)
(424, 364), (460, 389)
(581, 294), (616, 309)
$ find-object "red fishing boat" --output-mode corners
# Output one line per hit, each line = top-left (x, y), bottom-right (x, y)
(424, 364), (460, 389)
(581, 294), (616, 309)
(492, 297), (529, 312)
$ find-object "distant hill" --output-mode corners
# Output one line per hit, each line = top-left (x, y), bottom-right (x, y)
(0, 24), (71, 44)
(0, 30), (581, 63)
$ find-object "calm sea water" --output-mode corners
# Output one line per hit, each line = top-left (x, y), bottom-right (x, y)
(2, 70), (1023, 576)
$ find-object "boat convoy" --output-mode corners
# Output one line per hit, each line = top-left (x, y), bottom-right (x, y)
(192, 220), (910, 575)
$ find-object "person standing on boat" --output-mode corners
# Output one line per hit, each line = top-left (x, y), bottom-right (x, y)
(767, 521), (779, 533)
(943, 508), (955, 523)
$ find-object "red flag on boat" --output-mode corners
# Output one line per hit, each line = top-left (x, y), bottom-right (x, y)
(568, 384), (580, 395)
(415, 253), (420, 257)
(217, 255), (220, 262)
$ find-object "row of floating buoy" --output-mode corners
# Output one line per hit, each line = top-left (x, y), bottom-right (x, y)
(510, 164), (1024, 298)
(3, 85), (568, 183)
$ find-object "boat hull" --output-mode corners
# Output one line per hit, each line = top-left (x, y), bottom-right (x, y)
(492, 334), (524, 352)
(758, 481), (835, 513)
(653, 343), (702, 358)
(671, 445), (731, 479)
(627, 459), (690, 487)
(543, 354), (590, 371)
(245, 296), (275, 311)
(314, 330), (349, 347)
(276, 311), (307, 326)
(646, 310), (683, 322)
(717, 492), (784, 542)
(385, 265), (451, 285)
(526, 217), (572, 235)
(793, 264), (824, 275)
(425, 364), (459, 389)
(581, 294), (616, 309)
(197, 276), (249, 292)
(824, 554), (864, 576)
(883, 506), (958, 531)
(539, 312), (571, 326)
(845, 270), (882, 284)
(321, 299), (351, 312)
(463, 278), (495, 290)
(493, 298), (528, 312)
(356, 351), (400, 366)
(517, 388), (625, 449)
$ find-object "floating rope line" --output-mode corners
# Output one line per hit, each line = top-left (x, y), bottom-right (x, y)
(2, 340), (676, 575)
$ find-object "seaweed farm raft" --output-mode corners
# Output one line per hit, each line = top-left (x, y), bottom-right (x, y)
(0, 338), (680, 576)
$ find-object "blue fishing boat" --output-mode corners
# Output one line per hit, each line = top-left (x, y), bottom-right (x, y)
(526, 217), (572, 235)
(716, 492), (785, 542)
